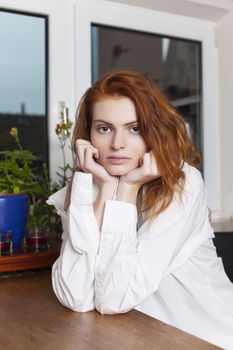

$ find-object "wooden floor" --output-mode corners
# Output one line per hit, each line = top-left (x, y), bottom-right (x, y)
(0, 270), (221, 350)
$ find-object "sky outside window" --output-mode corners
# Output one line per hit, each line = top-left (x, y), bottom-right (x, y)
(0, 11), (45, 115)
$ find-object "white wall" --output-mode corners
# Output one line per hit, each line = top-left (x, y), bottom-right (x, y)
(218, 11), (233, 220)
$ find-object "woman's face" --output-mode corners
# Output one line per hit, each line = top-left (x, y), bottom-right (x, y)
(90, 96), (147, 176)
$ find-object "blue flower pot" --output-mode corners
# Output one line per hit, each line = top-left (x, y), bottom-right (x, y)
(0, 193), (28, 247)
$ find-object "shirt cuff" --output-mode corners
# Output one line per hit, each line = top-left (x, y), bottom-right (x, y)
(101, 200), (137, 234)
(71, 172), (93, 206)
(46, 185), (68, 214)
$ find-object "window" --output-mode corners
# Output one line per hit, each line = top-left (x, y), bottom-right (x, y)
(75, 1), (219, 216)
(91, 24), (202, 161)
(0, 9), (48, 169)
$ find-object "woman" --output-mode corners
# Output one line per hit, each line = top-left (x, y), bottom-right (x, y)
(47, 71), (233, 349)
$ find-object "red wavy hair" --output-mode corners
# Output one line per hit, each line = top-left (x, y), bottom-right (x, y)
(73, 71), (200, 219)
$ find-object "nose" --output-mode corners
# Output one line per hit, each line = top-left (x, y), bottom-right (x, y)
(111, 130), (126, 150)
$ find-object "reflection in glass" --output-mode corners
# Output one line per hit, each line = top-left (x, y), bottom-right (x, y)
(91, 25), (202, 162)
(0, 10), (48, 167)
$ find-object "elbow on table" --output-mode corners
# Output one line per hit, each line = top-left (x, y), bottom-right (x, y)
(52, 285), (95, 313)
(95, 298), (132, 315)
(51, 270), (95, 313)
(65, 301), (95, 313)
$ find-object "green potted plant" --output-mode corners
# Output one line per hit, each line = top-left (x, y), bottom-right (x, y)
(0, 111), (74, 249)
(0, 128), (49, 247)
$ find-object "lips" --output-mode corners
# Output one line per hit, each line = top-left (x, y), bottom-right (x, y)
(107, 156), (130, 165)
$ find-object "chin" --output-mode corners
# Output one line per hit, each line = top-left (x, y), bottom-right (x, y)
(108, 170), (128, 176)
(106, 165), (133, 177)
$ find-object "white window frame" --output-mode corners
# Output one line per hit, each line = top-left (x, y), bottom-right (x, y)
(0, 0), (75, 180)
(75, 0), (220, 218)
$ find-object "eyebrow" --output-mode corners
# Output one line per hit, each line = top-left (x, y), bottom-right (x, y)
(93, 119), (138, 127)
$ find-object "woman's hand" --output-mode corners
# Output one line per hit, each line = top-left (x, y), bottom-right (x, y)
(116, 151), (159, 204)
(75, 139), (118, 229)
(121, 151), (159, 186)
(75, 139), (116, 188)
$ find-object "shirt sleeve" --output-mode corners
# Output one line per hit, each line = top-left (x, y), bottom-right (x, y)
(94, 177), (213, 315)
(48, 172), (100, 312)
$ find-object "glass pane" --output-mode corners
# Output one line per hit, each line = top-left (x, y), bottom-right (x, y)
(91, 24), (202, 162)
(0, 10), (48, 168)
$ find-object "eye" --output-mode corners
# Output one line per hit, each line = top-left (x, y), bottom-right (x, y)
(97, 126), (111, 134)
(130, 125), (140, 133)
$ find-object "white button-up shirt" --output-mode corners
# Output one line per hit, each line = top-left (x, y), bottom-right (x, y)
(47, 163), (233, 349)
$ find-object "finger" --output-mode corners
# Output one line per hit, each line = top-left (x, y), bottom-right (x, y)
(76, 157), (81, 169)
(92, 147), (99, 159)
(77, 145), (93, 169)
(142, 152), (159, 178)
(148, 151), (159, 176)
(76, 139), (95, 170)
(75, 139), (91, 147)
(142, 152), (151, 167)
(85, 146), (99, 163)
(75, 139), (91, 154)
(141, 153), (151, 176)
(76, 144), (86, 170)
(75, 140), (90, 169)
(75, 139), (90, 150)
(84, 146), (97, 172)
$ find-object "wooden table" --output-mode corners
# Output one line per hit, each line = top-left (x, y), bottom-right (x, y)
(0, 270), (221, 350)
